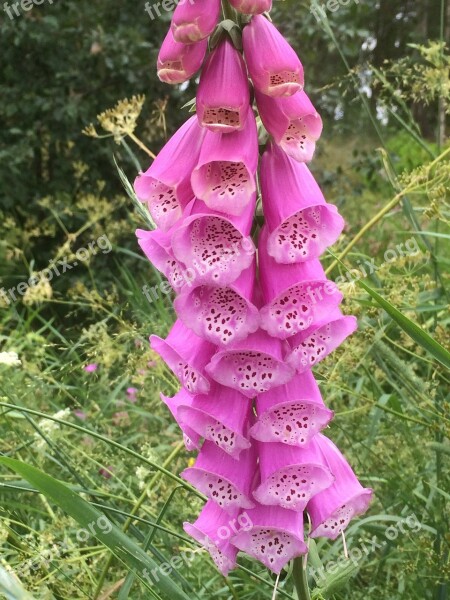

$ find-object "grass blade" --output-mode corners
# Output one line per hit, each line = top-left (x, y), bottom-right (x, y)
(0, 458), (191, 600)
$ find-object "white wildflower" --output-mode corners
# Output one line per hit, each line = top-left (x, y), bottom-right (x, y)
(0, 352), (21, 367)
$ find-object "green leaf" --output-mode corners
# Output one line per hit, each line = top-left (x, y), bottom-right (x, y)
(327, 250), (450, 370)
(356, 278), (450, 370)
(0, 566), (37, 600)
(0, 458), (191, 600)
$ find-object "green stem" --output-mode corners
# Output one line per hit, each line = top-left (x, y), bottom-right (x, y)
(221, 0), (237, 21)
(293, 556), (311, 600)
(93, 442), (184, 599)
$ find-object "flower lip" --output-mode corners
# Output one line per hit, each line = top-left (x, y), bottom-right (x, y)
(285, 311), (358, 373)
(170, 208), (256, 287)
(258, 226), (343, 338)
(309, 489), (373, 540)
(253, 462), (334, 512)
(150, 321), (215, 394)
(260, 144), (345, 263)
(173, 263), (260, 347)
(183, 501), (239, 576)
(255, 89), (323, 162)
(177, 383), (253, 459)
(205, 330), (295, 398)
(191, 108), (258, 217)
(231, 503), (307, 573)
(181, 441), (256, 512)
(157, 28), (207, 84)
(134, 116), (205, 231)
(160, 391), (201, 451)
(250, 371), (334, 446)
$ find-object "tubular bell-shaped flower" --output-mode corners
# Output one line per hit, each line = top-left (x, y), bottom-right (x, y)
(191, 107), (258, 216)
(157, 28), (207, 84)
(150, 320), (215, 394)
(184, 501), (239, 576)
(307, 435), (373, 539)
(173, 262), (260, 346)
(258, 226), (343, 339)
(255, 89), (322, 162)
(253, 437), (334, 511)
(285, 307), (357, 373)
(231, 503), (307, 573)
(178, 384), (252, 459)
(136, 228), (187, 292)
(249, 371), (334, 446)
(170, 200), (256, 286)
(181, 441), (256, 512)
(171, 0), (221, 44)
(243, 15), (304, 97)
(160, 390), (201, 451)
(205, 329), (295, 398)
(260, 143), (345, 263)
(229, 0), (272, 14)
(197, 38), (250, 132)
(134, 116), (205, 231)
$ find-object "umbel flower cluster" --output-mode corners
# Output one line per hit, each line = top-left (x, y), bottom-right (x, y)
(134, 0), (373, 576)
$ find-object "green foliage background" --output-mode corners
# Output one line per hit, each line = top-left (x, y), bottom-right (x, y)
(0, 1), (449, 599)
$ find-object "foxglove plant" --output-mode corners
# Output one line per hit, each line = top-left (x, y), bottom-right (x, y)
(134, 3), (372, 593)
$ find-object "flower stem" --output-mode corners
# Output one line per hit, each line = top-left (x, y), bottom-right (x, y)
(293, 556), (311, 600)
(127, 131), (156, 159)
(222, 0), (237, 22)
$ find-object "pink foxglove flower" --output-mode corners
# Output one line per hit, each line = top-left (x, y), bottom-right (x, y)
(150, 320), (215, 394)
(231, 503), (307, 573)
(253, 437), (334, 511)
(206, 329), (294, 398)
(178, 384), (252, 459)
(161, 389), (201, 451)
(181, 441), (256, 512)
(157, 28), (207, 84)
(243, 15), (304, 97)
(258, 226), (342, 338)
(229, 0), (272, 14)
(171, 0), (221, 44)
(171, 201), (256, 286)
(136, 4), (371, 577)
(134, 116), (205, 231)
(260, 143), (344, 263)
(197, 38), (250, 132)
(174, 263), (260, 346)
(249, 371), (334, 446)
(136, 228), (187, 293)
(191, 107), (258, 216)
(255, 89), (322, 162)
(286, 307), (357, 373)
(184, 501), (239, 575)
(307, 435), (373, 539)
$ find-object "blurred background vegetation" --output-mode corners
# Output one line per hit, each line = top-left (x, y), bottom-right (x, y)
(0, 0), (449, 599)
